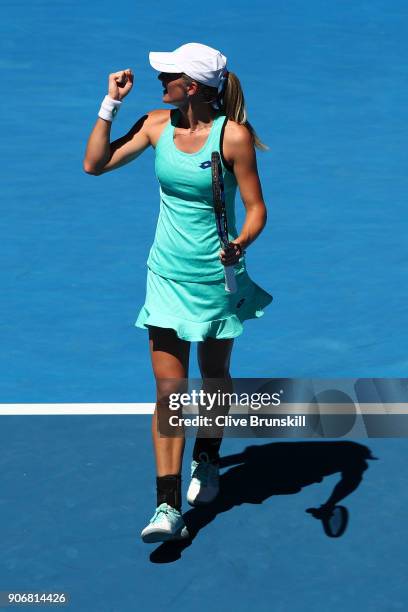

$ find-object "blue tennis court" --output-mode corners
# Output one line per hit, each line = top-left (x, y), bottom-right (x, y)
(2, 0), (408, 610)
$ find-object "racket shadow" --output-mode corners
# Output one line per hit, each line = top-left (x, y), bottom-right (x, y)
(305, 505), (349, 537)
(149, 440), (376, 563)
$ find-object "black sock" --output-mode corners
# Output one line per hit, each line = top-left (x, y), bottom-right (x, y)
(156, 474), (182, 510)
(193, 438), (221, 463)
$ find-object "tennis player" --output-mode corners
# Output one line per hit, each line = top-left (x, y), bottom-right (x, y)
(84, 42), (272, 543)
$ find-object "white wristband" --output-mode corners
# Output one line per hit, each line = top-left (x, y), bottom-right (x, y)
(98, 95), (122, 122)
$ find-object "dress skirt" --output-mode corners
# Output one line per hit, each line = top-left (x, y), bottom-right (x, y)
(135, 266), (273, 342)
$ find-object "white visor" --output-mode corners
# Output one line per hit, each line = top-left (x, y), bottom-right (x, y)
(149, 42), (227, 89)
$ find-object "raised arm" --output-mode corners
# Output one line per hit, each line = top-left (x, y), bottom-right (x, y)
(83, 114), (151, 175)
(83, 69), (151, 175)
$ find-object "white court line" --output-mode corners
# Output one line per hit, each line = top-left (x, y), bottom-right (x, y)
(0, 403), (407, 416)
(0, 404), (156, 415)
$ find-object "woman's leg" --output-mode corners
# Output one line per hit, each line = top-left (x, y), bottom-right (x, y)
(149, 326), (190, 477)
(141, 326), (191, 542)
(194, 337), (234, 462)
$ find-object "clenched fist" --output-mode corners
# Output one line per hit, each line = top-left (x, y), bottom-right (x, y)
(108, 69), (134, 101)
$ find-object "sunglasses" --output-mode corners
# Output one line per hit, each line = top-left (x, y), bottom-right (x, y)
(158, 72), (184, 81)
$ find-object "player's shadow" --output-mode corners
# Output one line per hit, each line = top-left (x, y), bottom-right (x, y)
(149, 440), (377, 563)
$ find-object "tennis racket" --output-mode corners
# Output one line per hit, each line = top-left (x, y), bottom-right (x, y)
(211, 151), (237, 294)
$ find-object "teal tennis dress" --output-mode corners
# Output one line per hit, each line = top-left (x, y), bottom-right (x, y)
(135, 108), (272, 342)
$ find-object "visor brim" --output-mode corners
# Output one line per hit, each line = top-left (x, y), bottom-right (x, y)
(149, 52), (182, 73)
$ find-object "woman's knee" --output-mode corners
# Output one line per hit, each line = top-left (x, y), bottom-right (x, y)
(156, 378), (187, 406)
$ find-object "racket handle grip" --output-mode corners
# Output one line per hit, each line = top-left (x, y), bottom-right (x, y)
(224, 265), (237, 294)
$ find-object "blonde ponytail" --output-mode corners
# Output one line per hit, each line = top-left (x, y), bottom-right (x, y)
(220, 72), (268, 150)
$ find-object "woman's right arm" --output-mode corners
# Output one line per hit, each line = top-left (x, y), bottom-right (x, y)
(83, 69), (151, 175)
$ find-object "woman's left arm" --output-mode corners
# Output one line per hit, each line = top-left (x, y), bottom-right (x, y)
(221, 123), (267, 266)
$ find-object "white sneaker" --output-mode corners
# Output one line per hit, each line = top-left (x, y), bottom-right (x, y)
(141, 503), (189, 543)
(187, 452), (220, 506)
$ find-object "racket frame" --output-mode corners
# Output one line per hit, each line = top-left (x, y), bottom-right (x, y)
(211, 151), (237, 294)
